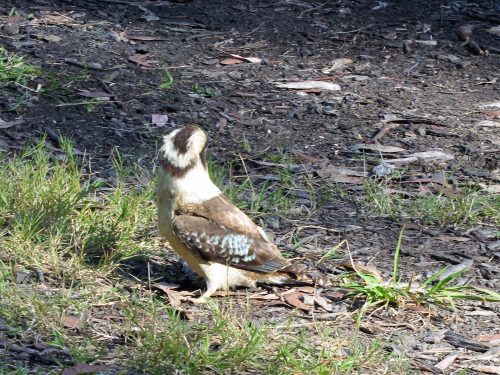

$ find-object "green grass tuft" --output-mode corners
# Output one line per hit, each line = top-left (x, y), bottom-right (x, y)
(0, 46), (40, 85)
(363, 179), (499, 227)
(339, 227), (500, 323)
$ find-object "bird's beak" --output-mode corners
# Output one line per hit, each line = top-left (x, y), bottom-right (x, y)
(156, 156), (166, 170)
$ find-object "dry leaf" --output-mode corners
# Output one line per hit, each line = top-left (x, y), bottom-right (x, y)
(476, 334), (500, 343)
(30, 14), (78, 26)
(483, 184), (500, 193)
(472, 366), (500, 375)
(129, 53), (154, 67)
(165, 290), (183, 307)
(321, 58), (353, 73)
(324, 290), (347, 300)
(404, 304), (435, 315)
(154, 281), (180, 293)
(283, 290), (313, 311)
(275, 81), (341, 91)
(249, 293), (279, 300)
(5, 15), (25, 25)
(33, 33), (62, 43)
(220, 58), (245, 65)
(61, 315), (81, 330)
(227, 53), (261, 63)
(151, 114), (168, 127)
(434, 352), (460, 371)
(315, 162), (367, 184)
(314, 295), (333, 312)
(78, 91), (112, 99)
(296, 286), (316, 294)
(435, 235), (471, 242)
(350, 143), (406, 153)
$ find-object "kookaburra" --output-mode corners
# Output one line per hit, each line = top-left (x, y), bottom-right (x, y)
(157, 125), (312, 302)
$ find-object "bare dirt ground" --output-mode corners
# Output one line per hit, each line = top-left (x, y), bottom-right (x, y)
(1, 0), (499, 373)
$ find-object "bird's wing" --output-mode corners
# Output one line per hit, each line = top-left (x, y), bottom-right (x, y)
(178, 195), (267, 241)
(172, 215), (290, 273)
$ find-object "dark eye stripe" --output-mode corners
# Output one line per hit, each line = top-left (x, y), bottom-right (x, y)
(173, 125), (198, 154)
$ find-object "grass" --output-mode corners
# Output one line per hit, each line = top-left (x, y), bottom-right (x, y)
(0, 46), (40, 111)
(208, 150), (326, 220)
(0, 47), (40, 85)
(334, 227), (500, 324)
(129, 302), (408, 374)
(159, 67), (174, 89)
(0, 141), (409, 374)
(363, 178), (499, 227)
(192, 83), (214, 97)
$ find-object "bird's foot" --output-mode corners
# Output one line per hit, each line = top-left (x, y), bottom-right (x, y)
(190, 290), (216, 304)
(190, 295), (209, 304)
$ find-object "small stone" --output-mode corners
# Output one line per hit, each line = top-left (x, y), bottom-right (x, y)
(474, 228), (498, 241)
(15, 271), (31, 284)
(486, 241), (500, 252)
(4, 24), (20, 35)
(373, 162), (394, 177)
(265, 216), (280, 230)
(301, 294), (315, 306)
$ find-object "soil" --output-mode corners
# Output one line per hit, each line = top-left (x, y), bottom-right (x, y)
(1, 0), (499, 373)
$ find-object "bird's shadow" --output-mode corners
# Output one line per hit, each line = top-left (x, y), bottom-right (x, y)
(119, 251), (204, 294)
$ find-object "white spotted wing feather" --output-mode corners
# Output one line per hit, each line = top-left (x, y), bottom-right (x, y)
(172, 215), (290, 273)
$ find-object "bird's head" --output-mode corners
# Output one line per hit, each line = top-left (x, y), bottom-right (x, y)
(157, 125), (220, 202)
(158, 125), (208, 177)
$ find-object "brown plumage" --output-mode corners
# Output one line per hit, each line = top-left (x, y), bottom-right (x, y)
(157, 125), (314, 302)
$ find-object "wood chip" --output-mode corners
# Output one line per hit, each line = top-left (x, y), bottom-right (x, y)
(218, 51), (262, 64)
(64, 58), (103, 70)
(444, 331), (491, 352)
(474, 120), (500, 128)
(350, 143), (406, 153)
(274, 81), (341, 91)
(407, 150), (454, 161)
(126, 34), (169, 41)
(78, 90), (113, 99)
(0, 118), (24, 129)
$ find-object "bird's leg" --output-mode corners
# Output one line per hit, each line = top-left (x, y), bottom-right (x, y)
(191, 279), (219, 304)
